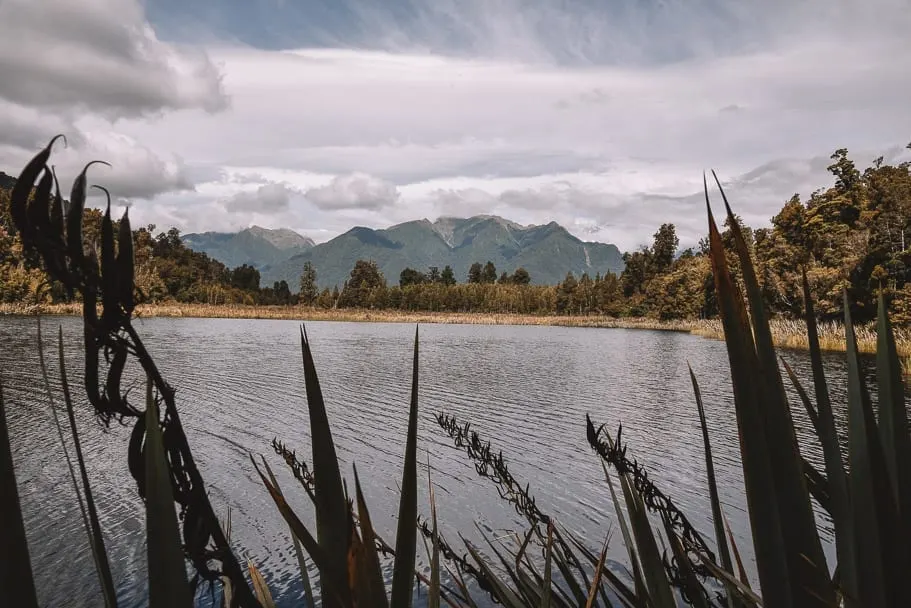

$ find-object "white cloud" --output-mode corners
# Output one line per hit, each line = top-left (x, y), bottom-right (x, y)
(0, 0), (227, 117)
(0, 0), (226, 207)
(305, 173), (401, 211)
(223, 182), (296, 212)
(1, 0), (910, 252)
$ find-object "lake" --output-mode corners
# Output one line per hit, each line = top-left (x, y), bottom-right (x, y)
(0, 316), (858, 606)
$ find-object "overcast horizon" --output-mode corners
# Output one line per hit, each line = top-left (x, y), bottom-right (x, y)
(1, 0), (909, 252)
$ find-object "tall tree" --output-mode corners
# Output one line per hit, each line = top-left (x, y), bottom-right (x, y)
(299, 261), (318, 305)
(427, 266), (441, 283)
(651, 223), (679, 274)
(400, 267), (427, 287)
(828, 148), (861, 193)
(594, 271), (622, 315)
(512, 267), (531, 285)
(481, 261), (498, 284)
(620, 248), (651, 297)
(440, 265), (456, 286)
(272, 280), (292, 305)
(340, 260), (385, 307)
(230, 264), (260, 292)
(574, 273), (594, 311)
(556, 272), (578, 313)
(316, 287), (333, 308)
(467, 262), (483, 284)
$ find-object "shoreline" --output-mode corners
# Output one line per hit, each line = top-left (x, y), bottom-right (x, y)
(1, 302), (908, 358)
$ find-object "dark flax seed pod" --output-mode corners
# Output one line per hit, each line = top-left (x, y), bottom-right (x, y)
(67, 161), (110, 273)
(128, 415), (147, 498)
(97, 192), (120, 325)
(117, 209), (135, 315)
(27, 167), (53, 244)
(105, 343), (129, 416)
(10, 135), (64, 244)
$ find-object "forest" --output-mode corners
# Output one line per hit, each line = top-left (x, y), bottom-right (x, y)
(2, 146), (910, 323)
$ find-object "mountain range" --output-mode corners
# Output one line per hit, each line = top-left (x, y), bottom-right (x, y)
(183, 226), (315, 269)
(185, 215), (624, 290)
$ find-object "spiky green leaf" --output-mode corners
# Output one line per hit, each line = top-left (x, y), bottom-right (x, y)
(540, 524), (553, 608)
(298, 326), (350, 606)
(54, 326), (116, 607)
(599, 457), (646, 601)
(353, 465), (390, 607)
(620, 469), (675, 608)
(390, 326), (421, 608)
(801, 272), (855, 602)
(688, 364), (736, 602)
(0, 377), (40, 608)
(583, 535), (610, 608)
(875, 293), (911, 545)
(704, 177), (793, 607)
(144, 380), (193, 608)
(844, 292), (908, 607)
(427, 457), (441, 608)
(247, 560), (275, 608)
(27, 166), (53, 241)
(712, 173), (833, 606)
(259, 456), (315, 608)
(463, 540), (526, 608)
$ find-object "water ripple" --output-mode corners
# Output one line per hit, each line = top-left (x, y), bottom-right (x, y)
(0, 316), (860, 607)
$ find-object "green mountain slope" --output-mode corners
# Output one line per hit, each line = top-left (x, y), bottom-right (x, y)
(258, 215), (624, 290)
(182, 226), (314, 270)
(0, 172), (16, 191)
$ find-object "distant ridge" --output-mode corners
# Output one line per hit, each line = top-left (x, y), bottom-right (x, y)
(246, 215), (624, 290)
(182, 226), (314, 269)
(0, 173), (623, 290)
(0, 172), (17, 191)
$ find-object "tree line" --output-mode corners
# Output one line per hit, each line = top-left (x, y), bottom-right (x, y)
(299, 146), (911, 322)
(0, 198), (292, 306)
(2, 145), (910, 322)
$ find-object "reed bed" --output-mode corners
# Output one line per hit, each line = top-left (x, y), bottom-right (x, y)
(692, 317), (911, 356)
(5, 302), (910, 357)
(0, 301), (705, 328)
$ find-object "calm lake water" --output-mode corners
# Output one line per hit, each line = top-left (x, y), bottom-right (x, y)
(0, 316), (861, 607)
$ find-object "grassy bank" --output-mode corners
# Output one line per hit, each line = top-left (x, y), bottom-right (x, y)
(2, 301), (909, 357)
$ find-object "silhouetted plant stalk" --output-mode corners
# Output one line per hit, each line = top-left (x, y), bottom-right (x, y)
(436, 414), (609, 596)
(416, 515), (494, 596)
(10, 137), (262, 607)
(271, 436), (493, 600)
(438, 414), (550, 526)
(585, 417), (723, 603)
(585, 418), (714, 558)
(271, 438), (315, 501)
(440, 411), (732, 605)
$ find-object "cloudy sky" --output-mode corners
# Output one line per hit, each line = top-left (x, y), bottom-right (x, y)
(1, 0), (909, 251)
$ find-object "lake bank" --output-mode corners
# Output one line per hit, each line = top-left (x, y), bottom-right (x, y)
(2, 301), (908, 357)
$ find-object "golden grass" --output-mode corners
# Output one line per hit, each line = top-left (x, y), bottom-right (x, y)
(691, 317), (911, 357)
(0, 302), (707, 330)
(3, 302), (909, 358)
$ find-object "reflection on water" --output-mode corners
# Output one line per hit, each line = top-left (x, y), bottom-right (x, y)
(0, 316), (863, 606)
